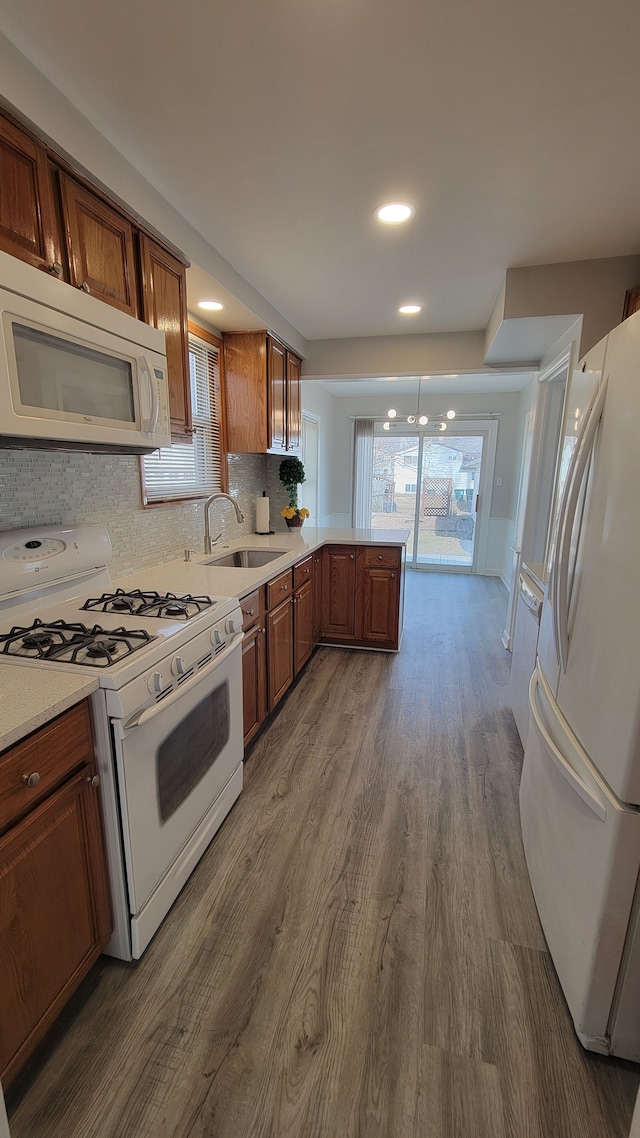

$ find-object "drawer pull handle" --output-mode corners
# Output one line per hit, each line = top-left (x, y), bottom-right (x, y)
(246, 609), (255, 616)
(79, 281), (91, 293)
(21, 772), (40, 788)
(86, 774), (100, 788)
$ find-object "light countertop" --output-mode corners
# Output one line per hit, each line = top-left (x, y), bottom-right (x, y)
(0, 528), (409, 751)
(114, 527), (411, 602)
(0, 668), (98, 754)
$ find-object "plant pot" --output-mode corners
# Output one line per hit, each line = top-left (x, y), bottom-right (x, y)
(285, 516), (304, 528)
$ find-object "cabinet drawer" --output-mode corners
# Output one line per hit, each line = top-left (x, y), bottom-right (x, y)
(364, 546), (401, 570)
(293, 555), (313, 589)
(240, 588), (263, 631)
(0, 700), (93, 834)
(266, 569), (293, 611)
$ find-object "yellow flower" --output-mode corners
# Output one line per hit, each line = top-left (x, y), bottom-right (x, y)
(281, 506), (296, 519)
(299, 508), (310, 519)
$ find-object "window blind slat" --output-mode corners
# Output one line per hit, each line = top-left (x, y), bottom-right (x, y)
(141, 335), (224, 503)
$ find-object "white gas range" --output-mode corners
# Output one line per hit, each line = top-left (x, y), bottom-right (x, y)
(0, 523), (244, 960)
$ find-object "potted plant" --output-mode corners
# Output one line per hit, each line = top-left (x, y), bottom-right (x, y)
(279, 456), (310, 528)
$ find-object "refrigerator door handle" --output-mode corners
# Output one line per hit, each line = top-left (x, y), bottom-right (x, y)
(554, 376), (608, 674)
(548, 380), (601, 665)
(528, 669), (607, 822)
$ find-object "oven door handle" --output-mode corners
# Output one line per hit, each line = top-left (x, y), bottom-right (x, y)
(122, 632), (243, 731)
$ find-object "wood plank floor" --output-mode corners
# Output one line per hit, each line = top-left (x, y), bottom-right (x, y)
(7, 572), (639, 1137)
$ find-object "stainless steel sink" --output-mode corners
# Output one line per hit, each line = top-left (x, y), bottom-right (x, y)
(204, 548), (289, 568)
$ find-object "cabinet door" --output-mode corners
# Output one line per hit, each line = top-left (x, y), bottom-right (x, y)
(242, 623), (267, 748)
(0, 767), (112, 1087)
(267, 596), (294, 711)
(321, 545), (357, 639)
(58, 172), (138, 316)
(0, 115), (61, 273)
(139, 235), (192, 439)
(268, 337), (287, 453)
(361, 567), (400, 647)
(286, 352), (301, 452)
(294, 578), (314, 675)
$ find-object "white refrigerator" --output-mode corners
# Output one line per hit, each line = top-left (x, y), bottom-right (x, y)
(520, 309), (640, 1061)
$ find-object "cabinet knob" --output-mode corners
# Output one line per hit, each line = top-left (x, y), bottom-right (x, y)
(349, 554), (355, 560)
(378, 555), (383, 561)
(21, 772), (40, 788)
(49, 261), (64, 277)
(260, 627), (266, 635)
(86, 774), (100, 788)
(246, 609), (255, 616)
(79, 281), (91, 293)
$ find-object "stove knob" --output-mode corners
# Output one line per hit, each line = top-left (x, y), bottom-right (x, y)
(171, 655), (187, 677)
(147, 671), (164, 694)
(225, 617), (238, 636)
(211, 628), (223, 647)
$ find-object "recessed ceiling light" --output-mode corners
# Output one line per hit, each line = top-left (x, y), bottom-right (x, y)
(398, 304), (421, 315)
(198, 300), (224, 311)
(376, 202), (415, 224)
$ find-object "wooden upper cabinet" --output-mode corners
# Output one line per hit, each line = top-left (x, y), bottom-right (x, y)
(287, 352), (301, 452)
(268, 337), (287, 452)
(224, 330), (302, 454)
(0, 115), (61, 273)
(58, 173), (138, 315)
(139, 235), (192, 439)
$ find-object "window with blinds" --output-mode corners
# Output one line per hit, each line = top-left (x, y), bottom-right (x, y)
(141, 331), (225, 504)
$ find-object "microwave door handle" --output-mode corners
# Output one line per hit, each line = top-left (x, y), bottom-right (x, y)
(138, 356), (159, 436)
(554, 375), (608, 673)
(548, 379), (602, 665)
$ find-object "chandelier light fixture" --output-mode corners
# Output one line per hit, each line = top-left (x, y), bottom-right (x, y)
(384, 378), (455, 431)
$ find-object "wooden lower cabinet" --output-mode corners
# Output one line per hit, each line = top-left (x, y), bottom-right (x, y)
(267, 595), (294, 711)
(321, 544), (403, 651)
(321, 545), (357, 639)
(313, 550), (323, 646)
(294, 578), (313, 675)
(240, 588), (267, 751)
(361, 566), (400, 646)
(0, 701), (112, 1087)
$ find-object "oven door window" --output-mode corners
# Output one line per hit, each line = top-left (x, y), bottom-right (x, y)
(157, 680), (230, 822)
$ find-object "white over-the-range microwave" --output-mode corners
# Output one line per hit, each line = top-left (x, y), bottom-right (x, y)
(0, 249), (171, 453)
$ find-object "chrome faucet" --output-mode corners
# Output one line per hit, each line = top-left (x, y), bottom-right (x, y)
(203, 493), (245, 554)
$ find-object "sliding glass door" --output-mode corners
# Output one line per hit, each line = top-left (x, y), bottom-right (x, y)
(371, 424), (495, 572)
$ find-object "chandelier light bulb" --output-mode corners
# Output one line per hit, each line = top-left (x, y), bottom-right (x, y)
(418, 414), (428, 425)
(407, 414), (416, 425)
(387, 408), (397, 419)
(438, 422), (447, 432)
(446, 409), (456, 420)
(383, 421), (391, 431)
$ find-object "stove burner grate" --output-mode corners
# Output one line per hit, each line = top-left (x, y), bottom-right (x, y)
(0, 618), (155, 667)
(81, 588), (214, 620)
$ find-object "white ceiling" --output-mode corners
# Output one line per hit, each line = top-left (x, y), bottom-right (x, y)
(1, 0), (640, 345)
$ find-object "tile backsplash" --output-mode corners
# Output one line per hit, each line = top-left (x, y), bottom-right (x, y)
(0, 449), (271, 577)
